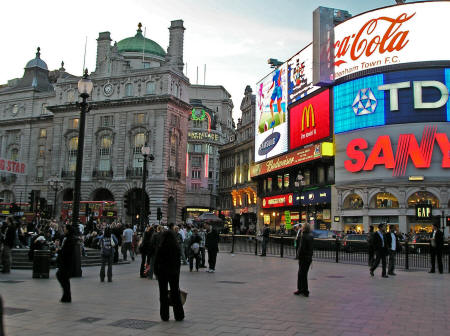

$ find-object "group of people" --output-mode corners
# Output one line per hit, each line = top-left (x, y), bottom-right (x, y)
(368, 222), (445, 277)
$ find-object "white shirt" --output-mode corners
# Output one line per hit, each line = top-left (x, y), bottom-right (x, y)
(122, 228), (133, 243)
(180, 229), (186, 241)
(390, 232), (396, 251)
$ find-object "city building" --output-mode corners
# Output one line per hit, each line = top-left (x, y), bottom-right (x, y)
(219, 85), (257, 233)
(0, 21), (191, 225)
(184, 85), (234, 222)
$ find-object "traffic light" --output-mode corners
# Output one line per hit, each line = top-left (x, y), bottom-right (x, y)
(157, 207), (162, 221)
(29, 191), (35, 210)
(39, 198), (47, 210)
(446, 216), (450, 227)
(124, 196), (129, 215)
(85, 203), (91, 217)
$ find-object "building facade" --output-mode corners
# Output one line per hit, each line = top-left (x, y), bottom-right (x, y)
(183, 85), (234, 222)
(0, 21), (192, 225)
(219, 86), (257, 233)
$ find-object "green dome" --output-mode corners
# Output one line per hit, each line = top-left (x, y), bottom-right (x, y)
(117, 23), (166, 58)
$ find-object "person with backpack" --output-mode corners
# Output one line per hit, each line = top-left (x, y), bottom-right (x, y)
(189, 228), (202, 272)
(99, 227), (118, 282)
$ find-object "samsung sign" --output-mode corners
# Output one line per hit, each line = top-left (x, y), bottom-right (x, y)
(334, 68), (450, 134)
(331, 1), (450, 80)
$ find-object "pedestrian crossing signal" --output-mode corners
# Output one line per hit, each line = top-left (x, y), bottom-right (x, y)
(446, 216), (450, 227)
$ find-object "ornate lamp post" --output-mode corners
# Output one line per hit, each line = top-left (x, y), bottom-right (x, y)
(47, 176), (64, 219)
(140, 143), (154, 231)
(71, 69), (93, 277)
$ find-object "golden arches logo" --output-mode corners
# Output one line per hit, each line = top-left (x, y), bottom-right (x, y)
(301, 104), (315, 131)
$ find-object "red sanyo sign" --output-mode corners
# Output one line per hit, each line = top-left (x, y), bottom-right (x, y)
(345, 126), (450, 176)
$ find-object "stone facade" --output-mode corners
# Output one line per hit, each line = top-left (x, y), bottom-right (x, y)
(0, 21), (194, 225)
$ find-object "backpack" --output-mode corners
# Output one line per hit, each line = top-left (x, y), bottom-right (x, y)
(102, 237), (114, 257)
(191, 242), (200, 255)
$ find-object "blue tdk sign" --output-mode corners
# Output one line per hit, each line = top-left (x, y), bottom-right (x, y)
(334, 68), (450, 134)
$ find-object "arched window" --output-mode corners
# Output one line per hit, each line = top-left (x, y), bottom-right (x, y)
(407, 191), (440, 208)
(132, 132), (146, 168)
(343, 193), (364, 209)
(146, 82), (155, 95)
(99, 135), (112, 171)
(370, 192), (399, 208)
(68, 137), (78, 171)
(125, 83), (133, 97)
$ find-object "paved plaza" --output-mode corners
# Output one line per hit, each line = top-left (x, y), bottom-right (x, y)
(1, 252), (449, 336)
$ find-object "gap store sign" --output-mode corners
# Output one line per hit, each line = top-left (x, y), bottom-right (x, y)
(334, 68), (450, 134)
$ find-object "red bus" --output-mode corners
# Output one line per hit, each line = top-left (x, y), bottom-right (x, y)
(0, 202), (34, 222)
(61, 201), (118, 224)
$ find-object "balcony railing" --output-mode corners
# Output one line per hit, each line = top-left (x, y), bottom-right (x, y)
(92, 169), (113, 178)
(126, 167), (144, 178)
(61, 170), (76, 178)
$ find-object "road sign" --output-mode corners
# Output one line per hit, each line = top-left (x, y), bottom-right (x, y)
(285, 210), (292, 229)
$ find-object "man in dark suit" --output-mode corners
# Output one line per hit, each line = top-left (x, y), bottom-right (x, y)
(429, 223), (444, 274)
(294, 223), (314, 297)
(370, 223), (388, 278)
(205, 224), (219, 273)
(385, 225), (401, 276)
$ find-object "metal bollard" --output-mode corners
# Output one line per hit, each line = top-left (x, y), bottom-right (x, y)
(231, 233), (235, 254)
(335, 238), (339, 263)
(280, 236), (284, 258)
(405, 241), (409, 270)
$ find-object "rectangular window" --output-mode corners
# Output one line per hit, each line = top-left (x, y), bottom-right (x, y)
(36, 166), (44, 181)
(191, 156), (202, 167)
(70, 118), (79, 129)
(267, 177), (272, 192)
(193, 120), (203, 129)
(327, 165), (335, 183)
(146, 82), (155, 94)
(208, 184), (213, 191)
(318, 166), (325, 184)
(39, 145), (45, 158)
(191, 183), (200, 190)
(277, 175), (282, 190)
(41, 103), (48, 115)
(192, 170), (201, 179)
(100, 115), (114, 127)
(39, 128), (47, 138)
(263, 179), (267, 192)
(143, 62), (150, 69)
(135, 113), (145, 124)
(304, 170), (311, 185)
(208, 171), (213, 179)
(284, 174), (290, 188)
(194, 144), (202, 153)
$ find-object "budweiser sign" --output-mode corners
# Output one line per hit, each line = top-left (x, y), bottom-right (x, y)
(332, 2), (450, 80)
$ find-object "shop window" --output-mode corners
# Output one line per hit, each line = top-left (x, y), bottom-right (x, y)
(263, 179), (267, 192)
(327, 165), (335, 183)
(267, 177), (272, 192)
(343, 193), (364, 209)
(370, 192), (399, 209)
(284, 174), (289, 188)
(303, 170), (311, 185)
(317, 166), (325, 184)
(407, 191), (440, 208)
(277, 175), (282, 190)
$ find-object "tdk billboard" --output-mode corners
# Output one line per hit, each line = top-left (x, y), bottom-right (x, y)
(334, 68), (450, 134)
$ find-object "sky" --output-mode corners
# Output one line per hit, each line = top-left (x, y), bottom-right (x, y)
(0, 0), (431, 121)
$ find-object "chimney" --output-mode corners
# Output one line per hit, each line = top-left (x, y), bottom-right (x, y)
(96, 32), (112, 74)
(167, 20), (185, 72)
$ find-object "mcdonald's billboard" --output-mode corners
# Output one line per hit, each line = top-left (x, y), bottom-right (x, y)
(289, 89), (330, 150)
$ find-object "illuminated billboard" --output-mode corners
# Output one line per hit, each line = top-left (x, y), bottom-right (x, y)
(255, 63), (288, 162)
(287, 44), (319, 105)
(334, 68), (450, 134)
(290, 89), (330, 150)
(332, 1), (450, 80)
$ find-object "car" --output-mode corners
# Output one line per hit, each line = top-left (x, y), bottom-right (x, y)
(342, 234), (369, 253)
(312, 230), (337, 251)
(312, 230), (336, 239)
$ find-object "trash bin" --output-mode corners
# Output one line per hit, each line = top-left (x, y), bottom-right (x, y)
(32, 250), (50, 279)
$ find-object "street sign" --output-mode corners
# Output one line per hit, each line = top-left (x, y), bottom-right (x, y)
(285, 210), (292, 229)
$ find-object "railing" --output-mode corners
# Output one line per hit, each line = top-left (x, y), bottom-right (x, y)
(218, 234), (450, 272)
(126, 167), (144, 178)
(92, 169), (113, 178)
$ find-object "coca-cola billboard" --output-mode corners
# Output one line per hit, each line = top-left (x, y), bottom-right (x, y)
(333, 1), (450, 80)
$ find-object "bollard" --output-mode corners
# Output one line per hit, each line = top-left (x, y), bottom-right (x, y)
(255, 233), (258, 256)
(405, 241), (409, 270)
(231, 233), (235, 254)
(335, 238), (340, 263)
(280, 236), (284, 258)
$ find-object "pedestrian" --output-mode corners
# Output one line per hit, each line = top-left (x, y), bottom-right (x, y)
(205, 223), (219, 273)
(179, 225), (188, 265)
(385, 225), (400, 276)
(148, 225), (162, 279)
(293, 224), (302, 260)
(56, 225), (77, 303)
(99, 227), (118, 282)
(370, 223), (388, 278)
(429, 222), (444, 274)
(0, 295), (4, 336)
(154, 229), (185, 322)
(1, 217), (15, 274)
(139, 225), (153, 278)
(174, 226), (186, 265)
(294, 222), (314, 297)
(122, 224), (134, 261)
(184, 225), (192, 260)
(367, 225), (375, 267)
(189, 228), (201, 272)
(198, 225), (206, 268)
(260, 223), (270, 256)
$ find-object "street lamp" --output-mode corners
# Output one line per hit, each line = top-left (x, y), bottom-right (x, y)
(140, 143), (154, 231)
(71, 69), (93, 277)
(47, 176), (64, 219)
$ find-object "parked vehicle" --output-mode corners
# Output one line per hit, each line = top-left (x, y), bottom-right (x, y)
(312, 230), (336, 251)
(342, 234), (369, 253)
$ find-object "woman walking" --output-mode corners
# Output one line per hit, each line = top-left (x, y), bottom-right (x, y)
(154, 229), (184, 322)
(140, 225), (154, 278)
(99, 227), (118, 282)
(56, 225), (77, 303)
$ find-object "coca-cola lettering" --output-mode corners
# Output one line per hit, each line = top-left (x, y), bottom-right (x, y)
(335, 12), (415, 66)
(345, 127), (450, 176)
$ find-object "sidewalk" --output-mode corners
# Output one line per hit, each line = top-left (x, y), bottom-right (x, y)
(1, 253), (449, 336)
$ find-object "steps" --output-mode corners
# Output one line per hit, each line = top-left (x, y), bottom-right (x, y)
(1, 248), (130, 270)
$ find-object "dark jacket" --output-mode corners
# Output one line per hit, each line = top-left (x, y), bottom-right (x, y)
(189, 233), (202, 255)
(372, 231), (387, 253)
(140, 229), (153, 255)
(154, 230), (181, 277)
(430, 229), (444, 250)
(297, 231), (314, 259)
(57, 234), (77, 277)
(149, 231), (161, 257)
(205, 228), (219, 252)
(262, 227), (270, 239)
(385, 232), (401, 252)
(2, 225), (16, 249)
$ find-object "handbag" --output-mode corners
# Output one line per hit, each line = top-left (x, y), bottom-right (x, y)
(168, 289), (188, 306)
